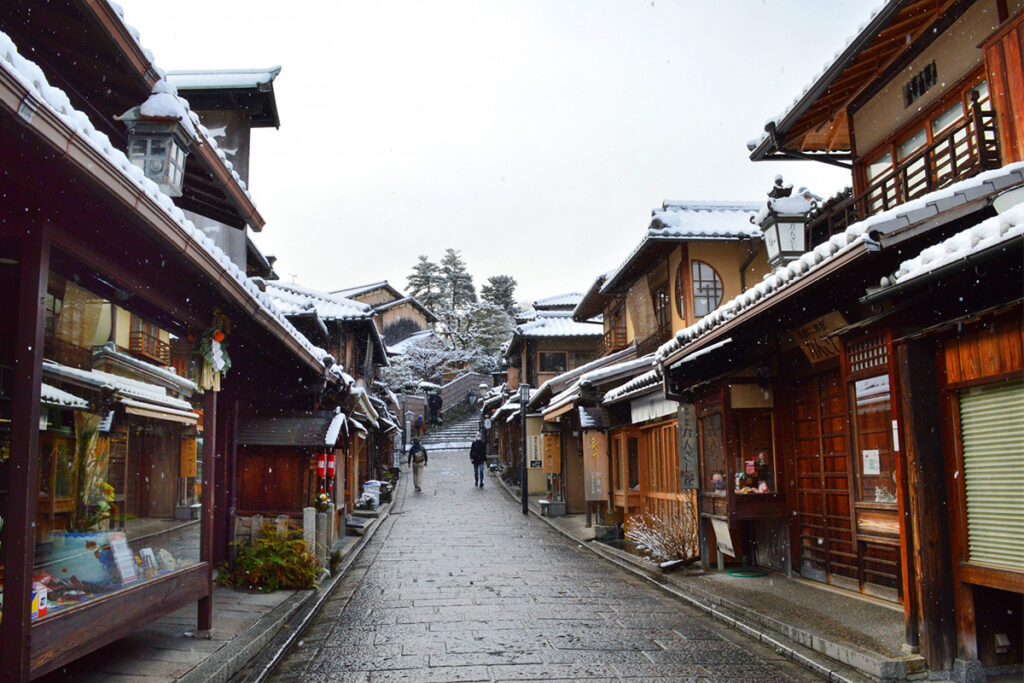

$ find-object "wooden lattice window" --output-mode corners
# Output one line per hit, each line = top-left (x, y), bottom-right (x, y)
(847, 336), (888, 375)
(691, 261), (723, 318)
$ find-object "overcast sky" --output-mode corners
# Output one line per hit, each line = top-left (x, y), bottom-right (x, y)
(118, 0), (871, 304)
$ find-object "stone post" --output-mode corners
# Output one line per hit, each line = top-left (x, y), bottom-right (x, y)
(315, 512), (328, 568)
(327, 503), (336, 549)
(275, 514), (288, 536)
(302, 507), (316, 556)
(251, 514), (264, 544)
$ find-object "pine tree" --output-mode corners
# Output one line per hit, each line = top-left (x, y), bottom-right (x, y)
(480, 275), (518, 316)
(464, 301), (514, 356)
(439, 248), (476, 313)
(406, 255), (443, 312)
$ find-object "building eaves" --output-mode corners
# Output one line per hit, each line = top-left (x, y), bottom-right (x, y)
(657, 163), (1024, 367)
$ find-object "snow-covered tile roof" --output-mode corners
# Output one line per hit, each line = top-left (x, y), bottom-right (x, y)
(325, 409), (347, 446)
(579, 354), (656, 387)
(656, 164), (1024, 364)
(166, 67), (281, 91)
(533, 292), (583, 309)
(603, 368), (662, 405)
(528, 344), (638, 407)
(0, 30), (330, 372)
(41, 383), (90, 409)
(515, 311), (602, 338)
(601, 201), (761, 296)
(331, 281), (394, 298)
(95, 342), (196, 394)
(885, 201), (1024, 287)
(651, 201), (762, 240)
(43, 360), (194, 412)
(265, 281), (373, 321)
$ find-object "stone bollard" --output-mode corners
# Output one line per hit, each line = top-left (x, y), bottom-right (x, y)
(315, 512), (328, 568)
(275, 514), (288, 536)
(302, 507), (316, 556)
(327, 503), (336, 549)
(251, 514), (264, 543)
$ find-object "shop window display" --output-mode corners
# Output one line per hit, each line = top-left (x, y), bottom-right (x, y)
(0, 271), (200, 625)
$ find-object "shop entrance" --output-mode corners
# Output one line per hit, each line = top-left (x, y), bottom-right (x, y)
(791, 370), (858, 589)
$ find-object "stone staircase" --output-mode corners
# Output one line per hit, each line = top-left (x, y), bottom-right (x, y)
(419, 414), (480, 451)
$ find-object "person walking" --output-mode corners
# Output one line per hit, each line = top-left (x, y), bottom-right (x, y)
(407, 437), (428, 492)
(427, 391), (443, 425)
(469, 432), (487, 487)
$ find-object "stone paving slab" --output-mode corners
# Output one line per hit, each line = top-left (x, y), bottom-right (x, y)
(267, 449), (823, 683)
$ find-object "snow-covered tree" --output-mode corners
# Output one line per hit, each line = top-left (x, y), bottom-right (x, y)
(380, 335), (475, 390)
(481, 275), (518, 316)
(406, 255), (443, 312)
(463, 301), (513, 357)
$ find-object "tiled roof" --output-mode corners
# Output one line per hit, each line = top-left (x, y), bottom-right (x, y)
(266, 281), (373, 321)
(656, 163), (1024, 364)
(533, 292), (583, 309)
(331, 281), (395, 298)
(166, 67), (281, 90)
(886, 201), (1024, 287)
(41, 383), (90, 409)
(601, 202), (761, 296)
(515, 311), (602, 338)
(651, 201), (762, 239)
(603, 368), (662, 404)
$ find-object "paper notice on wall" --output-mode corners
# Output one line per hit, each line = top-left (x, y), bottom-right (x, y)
(710, 518), (735, 558)
(862, 449), (881, 476)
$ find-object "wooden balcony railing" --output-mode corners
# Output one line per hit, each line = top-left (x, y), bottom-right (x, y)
(601, 327), (628, 356)
(807, 96), (1000, 244)
(129, 330), (170, 365)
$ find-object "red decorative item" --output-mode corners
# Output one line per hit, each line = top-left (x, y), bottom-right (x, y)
(317, 453), (326, 479)
(326, 452), (336, 479)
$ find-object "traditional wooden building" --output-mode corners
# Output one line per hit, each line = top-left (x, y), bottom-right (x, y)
(331, 281), (438, 348)
(0, 3), (345, 679)
(657, 1), (1023, 676)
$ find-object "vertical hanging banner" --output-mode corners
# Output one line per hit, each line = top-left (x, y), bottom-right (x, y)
(180, 435), (198, 478)
(677, 403), (698, 490)
(543, 433), (561, 474)
(583, 430), (608, 501)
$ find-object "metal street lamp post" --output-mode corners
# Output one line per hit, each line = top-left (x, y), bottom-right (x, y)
(520, 383), (530, 515)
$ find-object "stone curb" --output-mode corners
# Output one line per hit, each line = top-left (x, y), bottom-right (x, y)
(493, 473), (872, 683)
(175, 504), (391, 683)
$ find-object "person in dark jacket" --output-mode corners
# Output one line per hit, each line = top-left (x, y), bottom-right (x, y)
(407, 437), (428, 492)
(427, 391), (443, 425)
(469, 432), (487, 487)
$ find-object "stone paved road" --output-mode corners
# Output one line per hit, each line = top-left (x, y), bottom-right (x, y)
(268, 450), (822, 682)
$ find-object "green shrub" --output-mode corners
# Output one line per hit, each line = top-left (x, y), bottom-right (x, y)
(219, 523), (319, 592)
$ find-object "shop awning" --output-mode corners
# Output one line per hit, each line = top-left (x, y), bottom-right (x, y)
(237, 411), (345, 447)
(120, 398), (199, 425)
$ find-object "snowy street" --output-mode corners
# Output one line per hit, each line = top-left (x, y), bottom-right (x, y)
(266, 449), (819, 682)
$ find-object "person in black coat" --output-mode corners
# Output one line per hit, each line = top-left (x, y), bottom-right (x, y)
(427, 391), (443, 425)
(469, 432), (487, 487)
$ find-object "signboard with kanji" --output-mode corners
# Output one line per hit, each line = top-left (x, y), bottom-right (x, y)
(180, 436), (198, 478)
(791, 311), (847, 363)
(677, 403), (698, 490)
(543, 433), (561, 474)
(583, 430), (608, 501)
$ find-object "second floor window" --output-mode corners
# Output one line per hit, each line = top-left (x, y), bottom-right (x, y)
(692, 261), (723, 318)
(675, 262), (687, 321)
(653, 283), (670, 337)
(538, 351), (567, 374)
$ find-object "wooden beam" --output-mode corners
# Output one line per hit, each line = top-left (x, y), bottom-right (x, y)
(896, 339), (957, 670)
(0, 226), (49, 683)
(198, 390), (217, 632)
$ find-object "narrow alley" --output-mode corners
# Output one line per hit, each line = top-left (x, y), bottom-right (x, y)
(266, 449), (819, 682)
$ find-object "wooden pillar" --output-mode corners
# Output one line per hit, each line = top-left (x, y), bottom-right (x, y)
(212, 389), (233, 568)
(198, 389), (217, 632)
(0, 228), (49, 683)
(896, 340), (956, 670)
